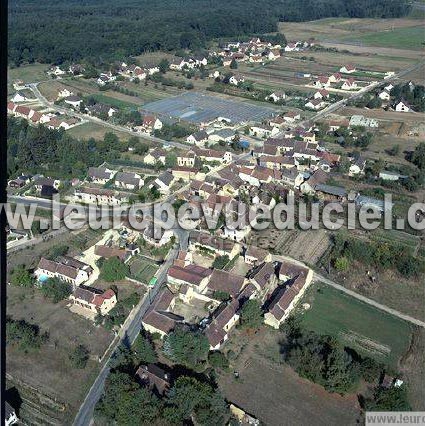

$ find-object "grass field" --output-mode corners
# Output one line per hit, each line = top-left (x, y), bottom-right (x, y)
(343, 26), (425, 50)
(129, 256), (159, 284)
(218, 327), (360, 425)
(6, 285), (113, 424)
(67, 122), (136, 141)
(86, 93), (140, 109)
(300, 284), (412, 367)
(8, 63), (48, 84)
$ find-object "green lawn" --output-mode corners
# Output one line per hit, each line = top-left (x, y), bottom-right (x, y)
(129, 257), (158, 284)
(8, 63), (48, 83)
(86, 93), (140, 109)
(300, 284), (412, 367)
(344, 26), (425, 50)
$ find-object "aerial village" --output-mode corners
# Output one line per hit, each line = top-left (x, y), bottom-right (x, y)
(6, 25), (425, 425)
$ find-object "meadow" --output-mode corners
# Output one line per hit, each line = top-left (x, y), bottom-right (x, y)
(300, 283), (413, 367)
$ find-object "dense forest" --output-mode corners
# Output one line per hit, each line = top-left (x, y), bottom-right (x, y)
(8, 0), (411, 66)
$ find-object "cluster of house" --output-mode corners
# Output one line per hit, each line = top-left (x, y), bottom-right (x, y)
(311, 65), (359, 92)
(169, 55), (208, 71)
(96, 62), (160, 85)
(141, 147), (234, 195)
(142, 230), (313, 349)
(71, 166), (145, 206)
(376, 81), (416, 112)
(212, 37), (313, 66)
(8, 174), (62, 197)
(32, 224), (145, 317)
(185, 128), (237, 146)
(249, 111), (303, 138)
(34, 253), (118, 316)
(47, 64), (86, 77)
(7, 101), (80, 130)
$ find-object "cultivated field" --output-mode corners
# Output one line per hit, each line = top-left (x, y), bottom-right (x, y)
(249, 228), (331, 266)
(299, 283), (413, 367)
(128, 256), (159, 284)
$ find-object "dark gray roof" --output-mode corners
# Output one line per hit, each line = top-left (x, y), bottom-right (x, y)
(157, 171), (174, 186)
(315, 184), (347, 197)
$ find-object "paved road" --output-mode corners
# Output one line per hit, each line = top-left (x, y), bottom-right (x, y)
(73, 246), (178, 426)
(272, 254), (425, 328)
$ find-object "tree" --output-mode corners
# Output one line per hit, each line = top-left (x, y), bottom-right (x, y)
(40, 278), (72, 303)
(163, 327), (209, 369)
(365, 385), (411, 411)
(6, 316), (48, 352)
(99, 257), (129, 282)
(230, 59), (238, 69)
(9, 266), (33, 287)
(208, 351), (229, 369)
(95, 370), (162, 424)
(165, 152), (177, 168)
(212, 255), (229, 270)
(411, 143), (425, 170)
(165, 376), (229, 425)
(159, 58), (170, 73)
(239, 299), (262, 329)
(132, 333), (157, 364)
(69, 344), (90, 368)
(212, 290), (230, 301)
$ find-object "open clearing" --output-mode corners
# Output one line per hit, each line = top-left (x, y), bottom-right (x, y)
(6, 285), (114, 424)
(67, 121), (149, 142)
(300, 283), (413, 367)
(341, 26), (425, 50)
(8, 63), (48, 84)
(218, 328), (360, 425)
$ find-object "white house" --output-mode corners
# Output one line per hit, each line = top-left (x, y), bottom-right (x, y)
(378, 90), (391, 101)
(57, 88), (74, 99)
(394, 100), (411, 112)
(229, 74), (245, 86)
(186, 130), (209, 146)
(249, 125), (279, 138)
(305, 98), (325, 110)
(35, 256), (93, 287)
(64, 95), (83, 109)
(266, 91), (286, 102)
(340, 64), (356, 74)
(114, 172), (144, 190)
(5, 402), (18, 426)
(314, 89), (329, 99)
(349, 157), (366, 176)
(11, 92), (29, 102)
(284, 111), (301, 123)
(341, 78), (358, 90)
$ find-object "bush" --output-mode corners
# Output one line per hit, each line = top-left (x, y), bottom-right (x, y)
(69, 344), (90, 368)
(208, 351), (229, 369)
(6, 317), (48, 352)
(9, 265), (33, 287)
